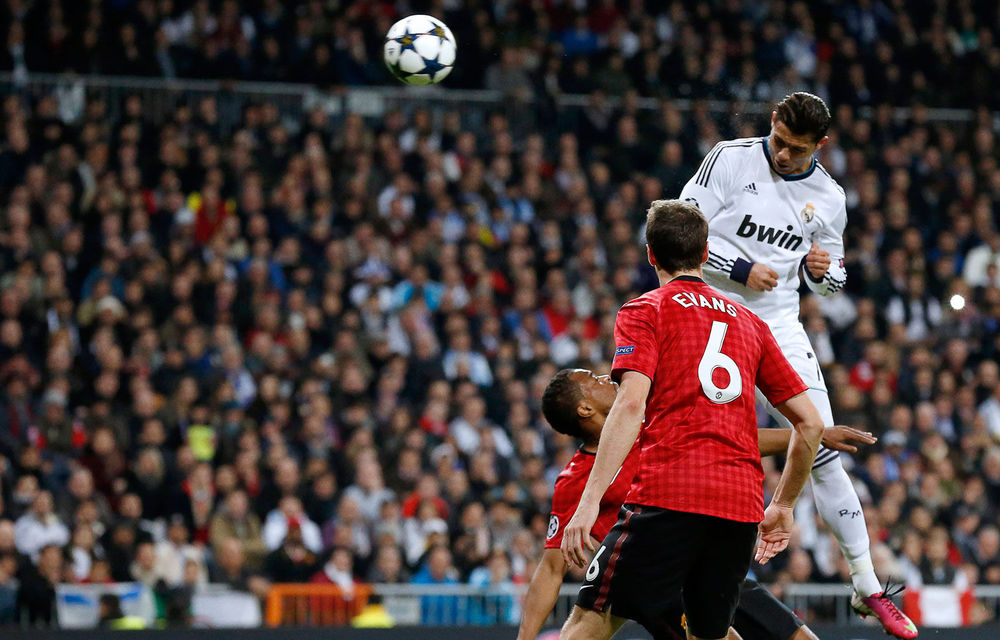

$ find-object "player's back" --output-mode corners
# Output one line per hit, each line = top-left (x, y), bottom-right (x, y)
(611, 276), (805, 523)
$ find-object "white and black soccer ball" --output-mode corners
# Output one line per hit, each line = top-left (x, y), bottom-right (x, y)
(383, 15), (457, 86)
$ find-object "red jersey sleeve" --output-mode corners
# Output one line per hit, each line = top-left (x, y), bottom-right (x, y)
(545, 474), (580, 549)
(611, 299), (658, 382)
(755, 317), (808, 406)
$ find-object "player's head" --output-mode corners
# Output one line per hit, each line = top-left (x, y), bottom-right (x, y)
(644, 199), (708, 276)
(541, 369), (618, 444)
(769, 92), (830, 174)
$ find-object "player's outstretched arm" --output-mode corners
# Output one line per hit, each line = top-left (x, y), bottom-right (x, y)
(516, 548), (568, 640)
(756, 391), (824, 564)
(561, 371), (650, 569)
(757, 425), (876, 456)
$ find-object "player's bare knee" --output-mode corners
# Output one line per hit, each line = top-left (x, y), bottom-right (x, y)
(559, 606), (588, 640)
(790, 626), (821, 640)
(561, 606), (614, 640)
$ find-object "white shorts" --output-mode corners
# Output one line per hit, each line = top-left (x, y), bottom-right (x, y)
(755, 322), (840, 469)
(768, 322), (826, 393)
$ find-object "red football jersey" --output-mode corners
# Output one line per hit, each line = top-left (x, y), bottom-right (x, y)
(611, 276), (806, 523)
(545, 443), (640, 549)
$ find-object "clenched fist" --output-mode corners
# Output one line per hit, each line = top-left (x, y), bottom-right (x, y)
(805, 242), (830, 279)
(747, 263), (779, 291)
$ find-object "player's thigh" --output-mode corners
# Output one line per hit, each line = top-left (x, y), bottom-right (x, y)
(682, 517), (758, 640)
(768, 325), (828, 391)
(756, 386), (834, 429)
(560, 604), (627, 640)
(732, 580), (806, 640)
(577, 506), (704, 623)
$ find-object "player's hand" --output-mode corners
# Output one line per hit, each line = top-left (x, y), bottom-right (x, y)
(756, 502), (794, 565)
(805, 242), (830, 279)
(821, 426), (877, 453)
(746, 263), (779, 292)
(561, 501), (599, 569)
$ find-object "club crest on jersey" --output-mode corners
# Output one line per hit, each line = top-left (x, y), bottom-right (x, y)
(801, 203), (815, 223)
(615, 345), (635, 355)
(547, 515), (559, 539)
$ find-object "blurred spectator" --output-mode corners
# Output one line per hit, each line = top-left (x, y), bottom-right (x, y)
(311, 546), (357, 592)
(262, 497), (322, 553)
(467, 549), (519, 624)
(210, 490), (267, 569)
(342, 459), (395, 523)
(17, 544), (61, 626)
(14, 492), (68, 559)
(154, 516), (207, 588)
(412, 546), (460, 624)
(208, 538), (270, 599)
(264, 521), (318, 583)
(367, 544), (410, 584)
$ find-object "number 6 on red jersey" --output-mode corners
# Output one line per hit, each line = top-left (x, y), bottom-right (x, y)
(698, 321), (743, 404)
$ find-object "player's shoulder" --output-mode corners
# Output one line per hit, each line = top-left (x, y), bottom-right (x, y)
(693, 137), (766, 186)
(705, 136), (766, 162)
(814, 161), (847, 200)
(619, 289), (664, 314)
(553, 450), (592, 502)
(555, 449), (594, 484)
(713, 136), (766, 149)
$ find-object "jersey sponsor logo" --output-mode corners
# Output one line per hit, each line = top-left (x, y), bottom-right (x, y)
(615, 345), (635, 355)
(743, 182), (758, 195)
(546, 515), (559, 539)
(736, 214), (804, 251)
(801, 202), (815, 222)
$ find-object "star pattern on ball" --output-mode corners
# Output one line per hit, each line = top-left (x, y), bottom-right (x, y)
(397, 27), (417, 53)
(422, 55), (447, 81)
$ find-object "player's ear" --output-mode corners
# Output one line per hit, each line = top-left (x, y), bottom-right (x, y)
(771, 110), (777, 126)
(577, 402), (595, 419)
(815, 135), (829, 151)
(646, 244), (656, 268)
(701, 243), (709, 264)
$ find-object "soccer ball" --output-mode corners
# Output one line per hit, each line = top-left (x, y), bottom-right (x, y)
(383, 15), (457, 86)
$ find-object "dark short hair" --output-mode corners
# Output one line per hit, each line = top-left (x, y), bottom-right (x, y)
(774, 92), (831, 142)
(645, 200), (708, 274)
(541, 369), (584, 439)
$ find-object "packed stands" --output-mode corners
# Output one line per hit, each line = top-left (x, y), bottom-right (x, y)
(0, 0), (999, 629)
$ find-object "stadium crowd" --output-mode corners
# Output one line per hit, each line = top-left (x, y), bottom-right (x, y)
(1, 0), (999, 108)
(0, 0), (998, 629)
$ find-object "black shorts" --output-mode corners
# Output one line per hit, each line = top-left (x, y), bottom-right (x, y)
(648, 579), (806, 640)
(576, 504), (757, 640)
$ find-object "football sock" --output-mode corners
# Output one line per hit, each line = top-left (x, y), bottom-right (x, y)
(810, 457), (881, 597)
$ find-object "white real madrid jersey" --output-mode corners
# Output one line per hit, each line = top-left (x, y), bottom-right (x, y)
(679, 137), (847, 329)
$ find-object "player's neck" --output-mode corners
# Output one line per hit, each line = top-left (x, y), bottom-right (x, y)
(657, 267), (702, 287)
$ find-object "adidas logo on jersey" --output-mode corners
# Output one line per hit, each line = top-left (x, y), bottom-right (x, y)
(743, 183), (758, 195)
(736, 214), (804, 251)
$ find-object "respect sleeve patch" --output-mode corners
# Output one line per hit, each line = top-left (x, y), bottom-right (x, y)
(615, 345), (635, 355)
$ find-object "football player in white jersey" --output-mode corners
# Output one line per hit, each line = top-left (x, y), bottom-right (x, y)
(679, 93), (917, 640)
